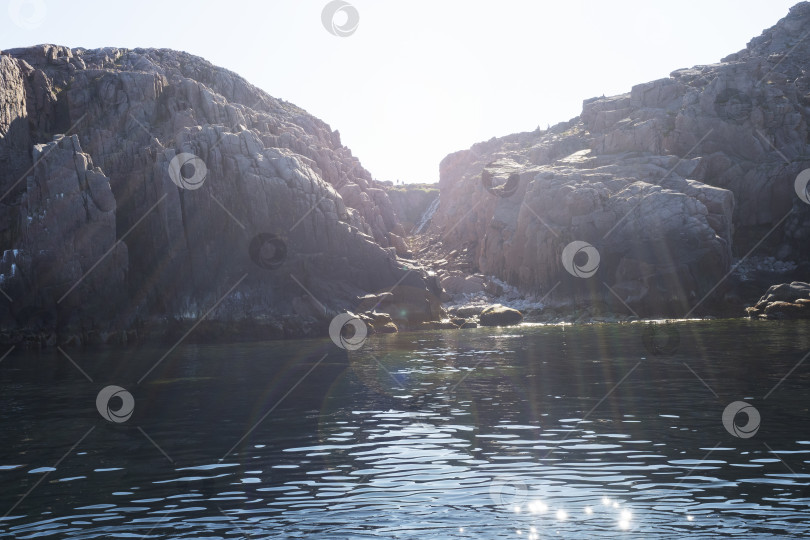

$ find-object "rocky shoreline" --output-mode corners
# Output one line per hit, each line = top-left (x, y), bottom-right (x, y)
(4, 3), (810, 348)
(0, 45), (448, 347)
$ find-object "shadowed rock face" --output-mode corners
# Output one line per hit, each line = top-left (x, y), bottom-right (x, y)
(0, 45), (440, 343)
(430, 2), (810, 317)
(746, 281), (810, 319)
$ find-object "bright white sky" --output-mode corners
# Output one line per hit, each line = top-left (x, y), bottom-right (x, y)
(0, 0), (800, 183)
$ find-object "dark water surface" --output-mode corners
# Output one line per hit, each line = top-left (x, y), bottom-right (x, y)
(2, 319), (810, 538)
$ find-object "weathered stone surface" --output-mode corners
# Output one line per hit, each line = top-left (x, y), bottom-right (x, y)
(427, 4), (810, 317)
(387, 231), (410, 258)
(0, 135), (127, 332)
(0, 45), (442, 342)
(756, 281), (810, 304)
(359, 310), (398, 333)
(441, 272), (485, 295)
(478, 304), (523, 326)
(355, 292), (394, 312)
(448, 305), (486, 318)
(762, 300), (810, 318)
(746, 281), (810, 318)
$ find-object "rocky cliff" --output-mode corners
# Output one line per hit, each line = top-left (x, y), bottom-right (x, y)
(0, 45), (441, 345)
(428, 2), (810, 317)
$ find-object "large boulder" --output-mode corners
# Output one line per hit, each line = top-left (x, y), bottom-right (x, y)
(745, 281), (810, 319)
(478, 304), (523, 326)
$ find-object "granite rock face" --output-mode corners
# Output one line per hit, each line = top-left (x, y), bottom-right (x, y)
(0, 45), (441, 343)
(0, 134), (127, 333)
(429, 3), (810, 317)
